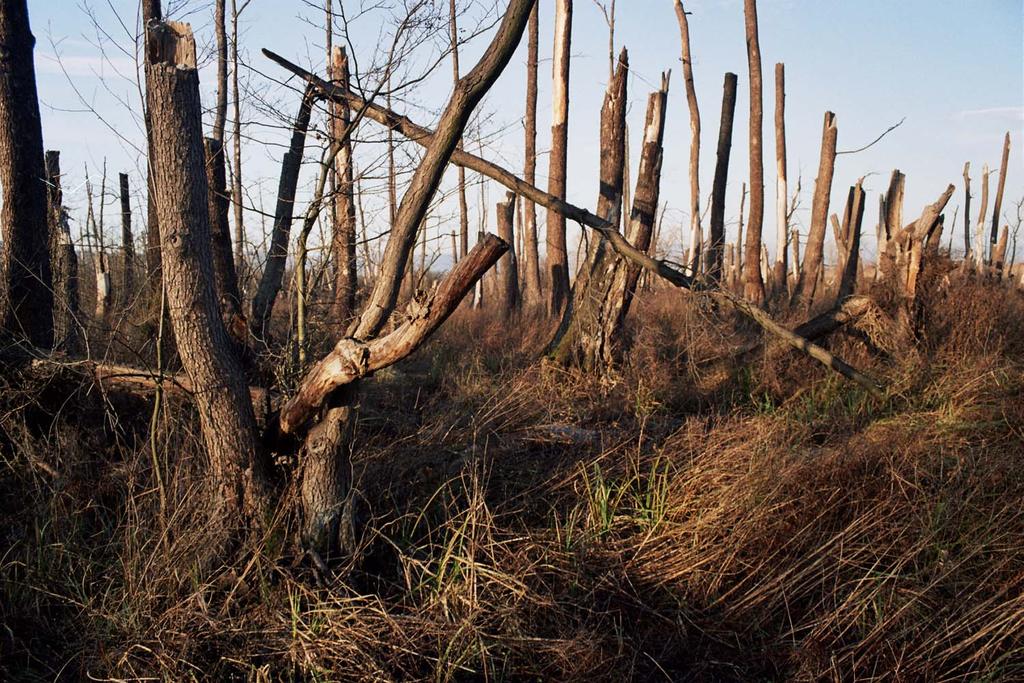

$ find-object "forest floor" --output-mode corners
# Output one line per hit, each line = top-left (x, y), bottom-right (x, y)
(1, 263), (1023, 681)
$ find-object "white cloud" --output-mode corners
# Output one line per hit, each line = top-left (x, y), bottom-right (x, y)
(956, 106), (1024, 121)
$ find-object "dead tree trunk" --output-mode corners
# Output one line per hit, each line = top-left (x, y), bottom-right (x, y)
(772, 62), (788, 294)
(142, 0), (163, 300)
(146, 19), (269, 534)
(87, 164), (112, 320)
(0, 0), (53, 348)
(212, 0), (227, 142)
(550, 49), (628, 367)
(203, 137), (244, 334)
(878, 169), (905, 279)
(793, 111), (837, 306)
(230, 0), (245, 281)
(449, 0), (470, 263)
(990, 132), (1010, 252)
(962, 162), (971, 259)
(46, 151), (78, 353)
(836, 179), (865, 300)
(249, 82), (317, 341)
(496, 191), (519, 316)
(330, 46), (357, 328)
(992, 225), (1009, 278)
(975, 164), (990, 270)
(522, 1), (541, 304)
(119, 172), (135, 308)
(707, 72), (738, 283)
(546, 0), (572, 316)
(742, 0), (765, 304)
(673, 1), (701, 277)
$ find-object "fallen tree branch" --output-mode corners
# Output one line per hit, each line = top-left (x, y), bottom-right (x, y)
(264, 50), (883, 399)
(278, 233), (508, 434)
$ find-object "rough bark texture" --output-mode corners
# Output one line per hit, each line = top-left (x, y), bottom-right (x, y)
(772, 62), (788, 293)
(673, 1), (701, 276)
(546, 0), (572, 316)
(496, 192), (519, 316)
(46, 151), (78, 353)
(707, 72), (738, 284)
(990, 132), (1010, 250)
(204, 137), (244, 340)
(522, 2), (541, 304)
(0, 0), (53, 348)
(330, 46), (357, 327)
(878, 169), (905, 279)
(249, 82), (317, 340)
(550, 50), (628, 367)
(119, 172), (135, 308)
(146, 20), (268, 534)
(793, 111), (837, 305)
(143, 0), (162, 300)
(742, 0), (765, 303)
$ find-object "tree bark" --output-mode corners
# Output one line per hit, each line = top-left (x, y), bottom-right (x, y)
(496, 192), (519, 316)
(142, 0), (163, 304)
(522, 1), (541, 304)
(878, 169), (904, 279)
(119, 172), (135, 308)
(449, 0), (470, 263)
(546, 0), (572, 316)
(990, 132), (1010, 252)
(146, 19), (269, 534)
(230, 0), (245, 282)
(707, 72), (738, 284)
(772, 62), (788, 293)
(46, 151), (78, 353)
(975, 164), (990, 270)
(203, 137), (244, 335)
(249, 82), (317, 341)
(330, 46), (357, 328)
(673, 1), (701, 277)
(836, 179), (864, 301)
(0, 0), (53, 348)
(793, 111), (837, 306)
(212, 0), (227, 142)
(742, 0), (765, 304)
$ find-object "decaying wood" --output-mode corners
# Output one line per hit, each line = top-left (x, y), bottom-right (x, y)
(280, 234), (508, 434)
(742, 0), (765, 304)
(900, 184), (955, 299)
(546, 0), (573, 316)
(794, 111), (837, 305)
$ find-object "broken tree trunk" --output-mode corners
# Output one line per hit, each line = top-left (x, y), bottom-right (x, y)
(772, 62), (788, 294)
(878, 169), (905, 280)
(673, 1), (701, 277)
(496, 192), (519, 316)
(46, 151), (78, 354)
(742, 0), (765, 304)
(975, 164), (990, 270)
(119, 172), (135, 309)
(990, 132), (1010, 252)
(0, 0), (53, 348)
(962, 162), (971, 260)
(707, 72), (738, 283)
(146, 19), (270, 536)
(249, 82), (317, 342)
(546, 0), (572, 316)
(793, 111), (837, 306)
(522, 1), (541, 304)
(837, 179), (865, 301)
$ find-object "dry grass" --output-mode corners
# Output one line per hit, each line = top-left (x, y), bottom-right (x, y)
(1, 267), (1022, 681)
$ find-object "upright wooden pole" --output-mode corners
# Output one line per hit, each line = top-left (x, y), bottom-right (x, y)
(793, 111), (837, 305)
(772, 62), (788, 293)
(522, 2), (541, 304)
(546, 0), (572, 316)
(741, 0), (765, 304)
(707, 72), (738, 283)
(673, 1), (702, 277)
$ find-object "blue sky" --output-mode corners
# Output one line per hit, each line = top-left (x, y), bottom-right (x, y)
(28, 0), (1024, 268)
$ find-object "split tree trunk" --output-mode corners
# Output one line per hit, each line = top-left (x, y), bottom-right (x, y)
(793, 111), (837, 306)
(0, 0), (53, 348)
(741, 0), (765, 304)
(46, 150), (78, 353)
(521, 1), (541, 304)
(772, 62), (788, 293)
(878, 169), (905, 279)
(673, 1), (701, 277)
(546, 0), (572, 316)
(836, 179), (865, 300)
(146, 19), (269, 535)
(707, 72), (738, 283)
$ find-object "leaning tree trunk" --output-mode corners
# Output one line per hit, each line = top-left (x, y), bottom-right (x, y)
(521, 1), (541, 304)
(673, 1), (701, 277)
(741, 0), (765, 304)
(330, 46), (358, 328)
(46, 150), (78, 353)
(203, 137), (244, 338)
(0, 0), (53, 348)
(707, 72), (737, 284)
(772, 62), (788, 294)
(550, 49), (628, 368)
(546, 0), (572, 316)
(146, 19), (269, 537)
(793, 111), (837, 306)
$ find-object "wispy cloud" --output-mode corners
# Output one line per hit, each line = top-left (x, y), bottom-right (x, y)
(36, 51), (136, 78)
(956, 106), (1024, 121)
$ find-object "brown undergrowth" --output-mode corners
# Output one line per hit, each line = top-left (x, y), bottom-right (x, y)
(1, 268), (1022, 681)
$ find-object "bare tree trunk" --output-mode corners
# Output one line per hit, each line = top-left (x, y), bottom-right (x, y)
(735, 183), (746, 292)
(993, 225), (1009, 278)
(990, 132), (1010, 253)
(449, 0), (470, 263)
(496, 191), (519, 316)
(212, 0), (227, 142)
(249, 82), (317, 341)
(546, 0), (572, 316)
(877, 169), (904, 279)
(550, 50), (628, 367)
(119, 172), (135, 308)
(522, 1), (541, 304)
(962, 162), (971, 260)
(331, 46), (357, 328)
(146, 19), (268, 534)
(230, 0), (245, 283)
(142, 1), (164, 314)
(673, 1), (701, 277)
(89, 163), (112, 320)
(0, 0), (53, 348)
(707, 72), (738, 283)
(47, 151), (78, 353)
(837, 179), (864, 300)
(742, 0), (765, 304)
(793, 111), (837, 305)
(772, 62), (788, 293)
(204, 137), (243, 333)
(975, 164), (990, 270)
(789, 228), (800, 287)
